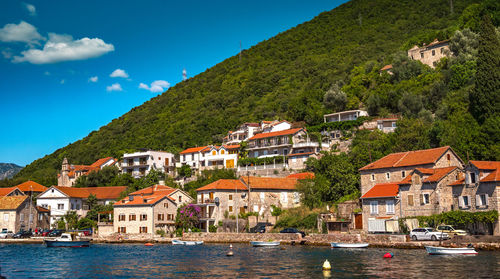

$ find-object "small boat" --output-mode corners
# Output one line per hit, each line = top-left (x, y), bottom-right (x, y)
(44, 233), (90, 248)
(250, 241), (280, 247)
(331, 242), (369, 248)
(172, 239), (203, 245)
(425, 246), (478, 255)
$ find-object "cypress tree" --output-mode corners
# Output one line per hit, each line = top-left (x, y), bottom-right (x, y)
(469, 15), (500, 124)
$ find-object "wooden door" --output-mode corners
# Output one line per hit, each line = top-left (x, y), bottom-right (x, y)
(355, 213), (363, 229)
(226, 159), (234, 168)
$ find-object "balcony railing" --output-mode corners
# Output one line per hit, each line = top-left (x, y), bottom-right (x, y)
(292, 141), (319, 148)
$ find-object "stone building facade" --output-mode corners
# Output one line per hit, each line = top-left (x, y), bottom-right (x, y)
(58, 157), (117, 186)
(407, 39), (450, 68)
(0, 196), (50, 232)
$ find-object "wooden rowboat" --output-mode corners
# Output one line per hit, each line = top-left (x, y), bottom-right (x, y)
(330, 242), (369, 248)
(425, 246), (478, 255)
(172, 239), (203, 245)
(250, 241), (280, 247)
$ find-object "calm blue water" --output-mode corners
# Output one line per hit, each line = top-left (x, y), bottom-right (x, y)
(0, 243), (499, 278)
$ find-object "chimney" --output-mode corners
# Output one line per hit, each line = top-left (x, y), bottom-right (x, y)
(159, 179), (165, 186)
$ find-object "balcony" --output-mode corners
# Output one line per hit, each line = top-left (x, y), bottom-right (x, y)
(197, 199), (216, 205)
(293, 141), (319, 148)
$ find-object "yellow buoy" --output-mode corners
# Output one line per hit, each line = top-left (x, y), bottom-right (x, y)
(322, 259), (331, 270)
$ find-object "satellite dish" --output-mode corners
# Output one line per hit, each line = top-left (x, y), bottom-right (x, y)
(241, 193), (247, 198)
(214, 197), (220, 206)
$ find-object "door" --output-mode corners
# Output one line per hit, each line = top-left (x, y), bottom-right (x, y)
(226, 159), (234, 169)
(355, 214), (363, 229)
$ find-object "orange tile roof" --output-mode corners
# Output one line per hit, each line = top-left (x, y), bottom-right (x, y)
(90, 157), (116, 168)
(422, 167), (457, 183)
(241, 176), (298, 190)
(115, 193), (174, 206)
(361, 183), (399, 199)
(180, 146), (209, 154)
(0, 187), (22, 196)
(196, 179), (247, 191)
(129, 185), (176, 196)
(360, 146), (452, 171)
(0, 196), (28, 210)
(380, 64), (393, 71)
(481, 170), (500, 183)
(54, 186), (127, 199)
(36, 206), (50, 213)
(470, 161), (500, 170)
(399, 174), (413, 185)
(249, 128), (304, 140)
(223, 144), (240, 150)
(287, 172), (315, 180)
(15, 181), (48, 192)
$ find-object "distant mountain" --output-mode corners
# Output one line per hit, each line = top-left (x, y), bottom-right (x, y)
(0, 163), (23, 180)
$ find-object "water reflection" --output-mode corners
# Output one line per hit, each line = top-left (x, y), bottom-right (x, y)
(0, 243), (499, 278)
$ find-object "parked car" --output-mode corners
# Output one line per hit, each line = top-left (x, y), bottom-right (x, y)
(41, 229), (53, 237)
(250, 222), (272, 233)
(48, 229), (65, 237)
(13, 230), (33, 239)
(81, 228), (92, 236)
(436, 225), (468, 236)
(410, 228), (449, 241)
(280, 228), (306, 237)
(0, 229), (14, 239)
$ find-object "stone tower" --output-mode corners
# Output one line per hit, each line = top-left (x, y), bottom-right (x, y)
(58, 158), (70, 186)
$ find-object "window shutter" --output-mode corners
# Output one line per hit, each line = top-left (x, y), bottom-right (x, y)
(485, 194), (489, 206)
(420, 194), (424, 205)
(459, 196), (464, 207)
(476, 195), (481, 206)
(467, 196), (471, 206)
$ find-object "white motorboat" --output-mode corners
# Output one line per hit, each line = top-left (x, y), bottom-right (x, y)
(172, 239), (203, 245)
(44, 233), (90, 247)
(250, 241), (280, 247)
(330, 242), (369, 248)
(425, 246), (478, 255)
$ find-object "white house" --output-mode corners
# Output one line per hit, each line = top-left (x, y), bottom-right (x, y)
(179, 145), (239, 172)
(323, 110), (368, 123)
(37, 186), (127, 225)
(121, 150), (176, 178)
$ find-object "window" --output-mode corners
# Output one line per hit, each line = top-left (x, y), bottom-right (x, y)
(401, 171), (406, 178)
(391, 122), (396, 128)
(118, 227), (126, 233)
(209, 192), (214, 200)
(432, 50), (435, 56)
(254, 151), (259, 157)
(421, 193), (430, 204)
(76, 204), (80, 210)
(71, 203), (75, 210)
(164, 203), (168, 208)
(386, 200), (395, 214)
(371, 174), (375, 181)
(370, 201), (378, 214)
(229, 206), (233, 212)
(476, 194), (488, 207)
(440, 48), (445, 54)
(140, 227), (148, 233)
(386, 172), (390, 180)
(221, 150), (225, 155)
(158, 214), (164, 221)
(408, 195), (414, 206)
(140, 214), (147, 221)
(58, 204), (64, 210)
(420, 52), (424, 58)
(3, 213), (8, 222)
(460, 196), (470, 207)
(129, 214), (136, 221)
(447, 154), (451, 160)
(158, 157), (161, 160)
(212, 151), (216, 155)
(41, 204), (48, 209)
(178, 196), (182, 203)
(29, 214), (33, 223)
(470, 172), (477, 184)
(119, 214), (126, 221)
(20, 213), (24, 222)
(229, 195), (233, 201)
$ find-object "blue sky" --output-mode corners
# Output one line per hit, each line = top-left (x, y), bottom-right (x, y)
(0, 0), (346, 166)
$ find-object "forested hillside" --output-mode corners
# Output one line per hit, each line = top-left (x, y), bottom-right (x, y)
(10, 0), (499, 186)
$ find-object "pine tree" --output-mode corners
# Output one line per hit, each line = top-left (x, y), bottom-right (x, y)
(469, 15), (500, 124)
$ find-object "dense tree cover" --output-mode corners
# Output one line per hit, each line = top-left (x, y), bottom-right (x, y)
(11, 0), (488, 185)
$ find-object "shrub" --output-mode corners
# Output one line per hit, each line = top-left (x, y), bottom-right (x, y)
(270, 205), (282, 217)
(209, 225), (218, 233)
(156, 229), (166, 237)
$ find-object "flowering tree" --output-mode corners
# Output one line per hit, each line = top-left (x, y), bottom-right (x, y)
(175, 204), (201, 231)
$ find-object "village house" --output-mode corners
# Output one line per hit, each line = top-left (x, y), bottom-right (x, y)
(0, 196), (50, 232)
(13, 180), (48, 197)
(260, 120), (292, 133)
(179, 144), (239, 172)
(58, 157), (117, 186)
(359, 116), (399, 134)
(449, 161), (500, 235)
(113, 184), (192, 235)
(323, 110), (368, 123)
(223, 123), (260, 145)
(121, 150), (176, 178)
(0, 187), (25, 197)
(379, 64), (393, 75)
(36, 186), (126, 225)
(359, 146), (463, 233)
(195, 176), (301, 232)
(407, 39), (450, 68)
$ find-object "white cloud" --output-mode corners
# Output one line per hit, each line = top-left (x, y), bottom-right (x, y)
(12, 33), (114, 64)
(0, 21), (44, 45)
(1, 48), (13, 59)
(138, 80), (170, 93)
(24, 3), (36, 16)
(106, 83), (122, 92)
(89, 76), (98, 82)
(110, 68), (129, 78)
(60, 79), (65, 84)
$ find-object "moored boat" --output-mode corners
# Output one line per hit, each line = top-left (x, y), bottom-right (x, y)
(425, 246), (478, 255)
(44, 233), (90, 248)
(331, 242), (369, 248)
(172, 239), (203, 245)
(251, 241), (280, 247)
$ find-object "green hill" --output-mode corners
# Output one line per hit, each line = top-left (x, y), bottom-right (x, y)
(11, 0), (499, 186)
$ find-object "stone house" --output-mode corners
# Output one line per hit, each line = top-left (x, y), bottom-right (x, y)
(121, 150), (176, 178)
(58, 157), (117, 186)
(449, 161), (500, 235)
(359, 146), (463, 232)
(37, 186), (127, 225)
(113, 185), (192, 235)
(14, 180), (48, 197)
(407, 39), (450, 68)
(0, 196), (50, 232)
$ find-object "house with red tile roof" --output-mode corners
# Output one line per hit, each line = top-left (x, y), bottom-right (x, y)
(179, 145), (240, 173)
(449, 161), (500, 235)
(194, 176), (301, 231)
(13, 180), (48, 196)
(359, 146), (464, 233)
(58, 157), (117, 186)
(0, 187), (25, 197)
(36, 185), (127, 225)
(0, 195), (51, 232)
(223, 122), (261, 145)
(408, 38), (450, 68)
(113, 184), (192, 235)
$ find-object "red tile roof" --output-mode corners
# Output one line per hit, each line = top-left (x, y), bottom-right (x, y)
(180, 146), (209, 154)
(90, 157), (116, 168)
(248, 128), (303, 140)
(481, 170), (500, 182)
(15, 181), (48, 192)
(115, 193), (174, 206)
(287, 172), (315, 180)
(0, 196), (29, 210)
(129, 185), (176, 196)
(399, 175), (413, 185)
(223, 144), (240, 150)
(470, 161), (500, 170)
(241, 176), (298, 190)
(361, 183), (399, 199)
(380, 64), (393, 71)
(54, 186), (127, 199)
(0, 187), (22, 196)
(36, 206), (50, 213)
(196, 179), (247, 191)
(422, 167), (457, 183)
(360, 146), (452, 171)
